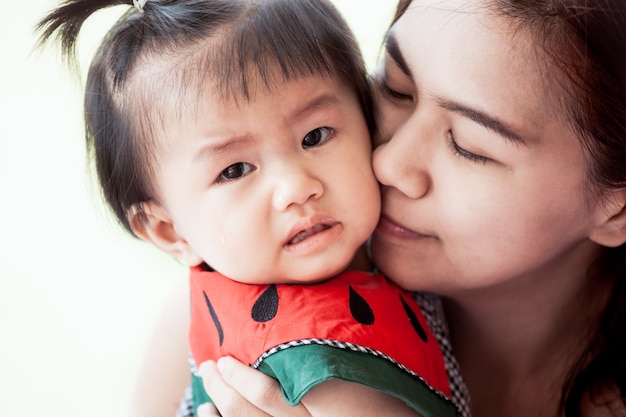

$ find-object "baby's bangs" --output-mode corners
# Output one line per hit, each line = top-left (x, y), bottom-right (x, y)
(206, 0), (341, 101)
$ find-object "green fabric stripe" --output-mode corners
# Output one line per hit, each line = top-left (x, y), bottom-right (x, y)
(191, 372), (211, 414)
(192, 345), (457, 417)
(258, 344), (458, 417)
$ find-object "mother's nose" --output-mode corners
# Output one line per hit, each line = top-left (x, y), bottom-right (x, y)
(272, 168), (324, 211)
(373, 130), (431, 200)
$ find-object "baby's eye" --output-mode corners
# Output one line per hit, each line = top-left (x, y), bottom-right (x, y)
(302, 127), (334, 149)
(217, 162), (256, 182)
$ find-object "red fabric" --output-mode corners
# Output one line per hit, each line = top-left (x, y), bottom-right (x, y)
(189, 267), (451, 396)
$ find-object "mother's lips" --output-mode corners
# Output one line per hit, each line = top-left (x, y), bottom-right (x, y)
(376, 215), (432, 240)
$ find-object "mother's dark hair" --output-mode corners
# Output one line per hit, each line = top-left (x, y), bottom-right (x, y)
(391, 1), (626, 415)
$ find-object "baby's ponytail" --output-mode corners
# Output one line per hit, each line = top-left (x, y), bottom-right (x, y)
(36, 0), (135, 65)
(35, 0), (374, 236)
(35, 0), (174, 232)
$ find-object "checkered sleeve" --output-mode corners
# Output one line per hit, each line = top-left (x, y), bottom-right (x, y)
(175, 383), (195, 417)
(413, 292), (472, 417)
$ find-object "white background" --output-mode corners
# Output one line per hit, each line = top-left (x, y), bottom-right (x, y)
(0, 1), (393, 416)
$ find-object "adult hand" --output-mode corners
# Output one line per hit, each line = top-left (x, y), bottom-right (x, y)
(196, 403), (221, 417)
(199, 357), (312, 417)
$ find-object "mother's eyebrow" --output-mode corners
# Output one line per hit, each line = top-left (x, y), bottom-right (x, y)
(384, 33), (414, 81)
(385, 32), (527, 146)
(435, 98), (528, 146)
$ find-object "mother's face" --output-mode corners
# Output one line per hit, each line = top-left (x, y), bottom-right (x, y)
(369, 0), (599, 295)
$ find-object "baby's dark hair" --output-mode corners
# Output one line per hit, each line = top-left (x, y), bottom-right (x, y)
(37, 0), (374, 233)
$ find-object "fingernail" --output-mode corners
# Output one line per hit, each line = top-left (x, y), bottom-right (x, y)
(198, 360), (215, 376)
(216, 356), (230, 373)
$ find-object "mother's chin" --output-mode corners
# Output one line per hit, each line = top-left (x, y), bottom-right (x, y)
(370, 227), (459, 295)
(370, 230), (421, 291)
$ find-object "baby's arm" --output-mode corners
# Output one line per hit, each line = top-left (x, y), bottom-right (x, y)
(201, 357), (422, 417)
(303, 379), (421, 417)
(127, 280), (191, 417)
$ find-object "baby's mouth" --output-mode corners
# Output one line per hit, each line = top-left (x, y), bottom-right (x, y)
(287, 224), (332, 245)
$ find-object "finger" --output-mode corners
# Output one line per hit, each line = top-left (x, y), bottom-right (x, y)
(217, 357), (311, 417)
(197, 403), (220, 417)
(199, 360), (272, 417)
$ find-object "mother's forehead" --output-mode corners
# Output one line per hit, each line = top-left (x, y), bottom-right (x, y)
(386, 1), (575, 144)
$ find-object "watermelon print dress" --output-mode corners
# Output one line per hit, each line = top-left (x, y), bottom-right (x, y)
(187, 266), (460, 417)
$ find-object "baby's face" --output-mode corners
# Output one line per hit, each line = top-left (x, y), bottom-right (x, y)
(150, 74), (380, 284)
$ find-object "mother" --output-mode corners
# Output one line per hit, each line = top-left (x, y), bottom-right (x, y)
(183, 0), (626, 416)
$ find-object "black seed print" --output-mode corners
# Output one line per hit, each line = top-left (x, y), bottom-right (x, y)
(349, 286), (375, 325)
(251, 284), (279, 322)
(203, 291), (224, 346)
(199, 262), (213, 272)
(400, 293), (428, 343)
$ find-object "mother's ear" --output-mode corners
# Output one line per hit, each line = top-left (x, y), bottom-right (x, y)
(128, 201), (203, 266)
(590, 189), (626, 247)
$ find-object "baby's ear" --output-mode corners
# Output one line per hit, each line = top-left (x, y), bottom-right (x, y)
(128, 201), (203, 266)
(589, 189), (626, 247)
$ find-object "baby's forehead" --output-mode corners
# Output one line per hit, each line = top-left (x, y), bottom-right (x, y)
(127, 57), (341, 147)
(130, 43), (340, 115)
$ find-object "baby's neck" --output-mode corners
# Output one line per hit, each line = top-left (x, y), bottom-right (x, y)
(347, 244), (373, 272)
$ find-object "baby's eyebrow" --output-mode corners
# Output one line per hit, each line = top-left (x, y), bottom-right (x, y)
(193, 136), (252, 163)
(291, 93), (341, 120)
(384, 32), (414, 81)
